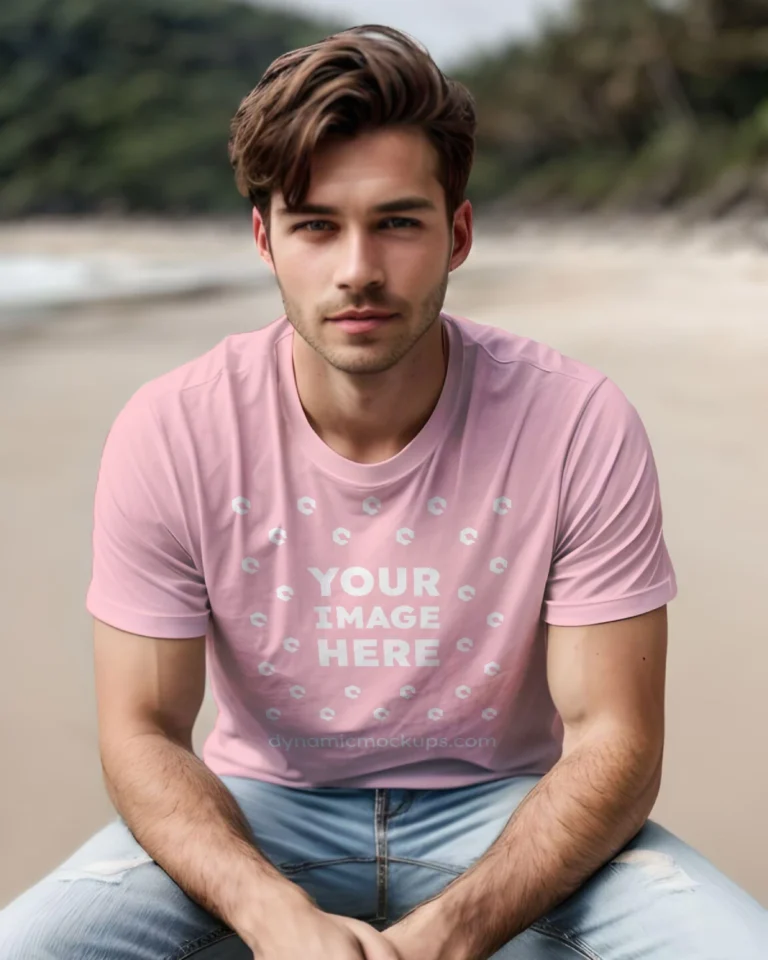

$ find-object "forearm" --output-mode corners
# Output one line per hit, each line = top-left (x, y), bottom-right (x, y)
(101, 730), (312, 938)
(428, 729), (662, 960)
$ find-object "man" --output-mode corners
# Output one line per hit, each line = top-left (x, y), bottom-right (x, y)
(0, 23), (764, 960)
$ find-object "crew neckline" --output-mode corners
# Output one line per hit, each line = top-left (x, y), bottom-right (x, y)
(276, 313), (464, 487)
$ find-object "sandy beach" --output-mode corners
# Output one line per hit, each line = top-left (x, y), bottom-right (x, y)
(1, 218), (766, 908)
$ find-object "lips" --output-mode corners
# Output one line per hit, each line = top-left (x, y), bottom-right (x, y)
(328, 313), (394, 323)
(325, 309), (399, 335)
(326, 309), (397, 321)
(330, 314), (397, 334)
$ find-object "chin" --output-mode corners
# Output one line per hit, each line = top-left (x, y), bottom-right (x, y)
(325, 347), (404, 376)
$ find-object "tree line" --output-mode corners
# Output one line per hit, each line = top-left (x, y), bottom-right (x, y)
(2, 0), (768, 218)
(459, 0), (768, 216)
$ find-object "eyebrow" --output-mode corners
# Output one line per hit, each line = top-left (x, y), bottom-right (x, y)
(276, 196), (437, 217)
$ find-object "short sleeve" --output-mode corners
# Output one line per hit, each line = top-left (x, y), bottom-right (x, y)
(85, 388), (210, 638)
(542, 377), (677, 626)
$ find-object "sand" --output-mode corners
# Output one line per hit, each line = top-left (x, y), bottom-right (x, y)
(1, 218), (766, 908)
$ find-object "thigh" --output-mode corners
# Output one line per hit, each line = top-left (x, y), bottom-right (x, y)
(0, 776), (388, 959)
(386, 775), (767, 958)
(0, 818), (232, 960)
(519, 819), (767, 960)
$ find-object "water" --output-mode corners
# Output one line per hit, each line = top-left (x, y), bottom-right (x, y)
(0, 256), (97, 307)
(0, 253), (261, 314)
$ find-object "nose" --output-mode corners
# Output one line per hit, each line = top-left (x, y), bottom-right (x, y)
(333, 229), (385, 293)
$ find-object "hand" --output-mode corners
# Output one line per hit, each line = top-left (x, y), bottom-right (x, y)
(382, 898), (459, 960)
(248, 900), (403, 959)
(336, 915), (407, 959)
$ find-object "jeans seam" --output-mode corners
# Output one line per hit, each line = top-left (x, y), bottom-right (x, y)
(279, 856), (376, 874)
(530, 920), (605, 960)
(386, 855), (463, 877)
(374, 788), (389, 922)
(385, 791), (416, 821)
(172, 925), (233, 960)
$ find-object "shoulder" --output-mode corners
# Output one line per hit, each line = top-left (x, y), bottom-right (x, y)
(114, 316), (291, 430)
(446, 312), (625, 424)
(445, 314), (649, 463)
(448, 312), (606, 393)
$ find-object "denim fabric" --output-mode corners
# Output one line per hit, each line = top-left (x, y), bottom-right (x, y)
(0, 774), (764, 958)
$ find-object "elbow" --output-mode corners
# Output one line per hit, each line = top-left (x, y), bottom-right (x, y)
(568, 720), (665, 820)
(639, 744), (664, 817)
(615, 732), (665, 833)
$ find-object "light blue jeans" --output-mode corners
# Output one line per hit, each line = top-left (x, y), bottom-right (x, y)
(0, 774), (765, 958)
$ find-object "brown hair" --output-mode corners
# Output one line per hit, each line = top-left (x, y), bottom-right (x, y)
(228, 24), (476, 222)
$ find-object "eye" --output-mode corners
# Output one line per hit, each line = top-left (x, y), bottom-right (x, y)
(293, 220), (335, 233)
(381, 217), (421, 229)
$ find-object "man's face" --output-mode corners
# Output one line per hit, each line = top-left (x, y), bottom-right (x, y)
(254, 126), (472, 376)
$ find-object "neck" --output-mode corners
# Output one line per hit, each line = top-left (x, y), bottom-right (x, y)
(292, 320), (448, 464)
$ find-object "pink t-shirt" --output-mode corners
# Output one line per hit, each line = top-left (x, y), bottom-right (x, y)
(86, 313), (677, 788)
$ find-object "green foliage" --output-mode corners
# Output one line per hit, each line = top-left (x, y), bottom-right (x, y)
(0, 0), (339, 216)
(2, 0), (768, 217)
(459, 0), (768, 214)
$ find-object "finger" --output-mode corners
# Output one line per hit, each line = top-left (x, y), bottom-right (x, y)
(344, 918), (402, 960)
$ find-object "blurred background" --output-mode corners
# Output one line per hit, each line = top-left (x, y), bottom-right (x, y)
(1, 0), (767, 910)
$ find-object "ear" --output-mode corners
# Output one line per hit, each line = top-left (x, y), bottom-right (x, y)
(253, 207), (275, 274)
(448, 199), (473, 272)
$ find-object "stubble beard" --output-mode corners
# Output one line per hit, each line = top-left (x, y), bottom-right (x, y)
(278, 272), (449, 376)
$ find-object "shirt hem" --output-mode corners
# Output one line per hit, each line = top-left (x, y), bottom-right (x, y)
(542, 578), (677, 627)
(207, 758), (557, 790)
(86, 595), (209, 639)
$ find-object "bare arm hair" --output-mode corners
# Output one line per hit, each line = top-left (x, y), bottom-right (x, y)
(93, 619), (312, 940)
(400, 608), (667, 960)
